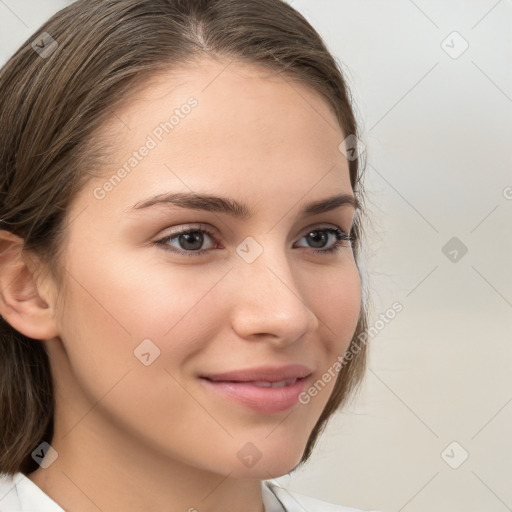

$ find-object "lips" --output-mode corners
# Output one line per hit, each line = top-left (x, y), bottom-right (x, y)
(200, 364), (313, 383)
(199, 364), (313, 414)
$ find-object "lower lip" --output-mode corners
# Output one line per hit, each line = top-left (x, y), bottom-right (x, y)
(199, 377), (310, 414)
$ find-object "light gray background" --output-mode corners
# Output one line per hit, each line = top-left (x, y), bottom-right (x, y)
(1, 1), (511, 511)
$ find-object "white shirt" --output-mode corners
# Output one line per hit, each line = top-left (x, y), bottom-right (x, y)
(0, 472), (382, 511)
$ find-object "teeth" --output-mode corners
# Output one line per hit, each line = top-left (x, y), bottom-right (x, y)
(250, 378), (297, 388)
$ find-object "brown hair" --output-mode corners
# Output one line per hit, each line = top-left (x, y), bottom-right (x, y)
(0, 0), (369, 476)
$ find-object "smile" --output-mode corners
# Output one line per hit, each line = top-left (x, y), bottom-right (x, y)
(199, 374), (311, 414)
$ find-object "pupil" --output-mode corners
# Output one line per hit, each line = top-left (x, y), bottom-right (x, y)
(308, 231), (327, 248)
(180, 231), (203, 251)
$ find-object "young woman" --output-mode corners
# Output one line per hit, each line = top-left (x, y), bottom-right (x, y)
(0, 0), (381, 510)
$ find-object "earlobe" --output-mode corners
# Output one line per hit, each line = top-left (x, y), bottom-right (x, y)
(0, 230), (60, 340)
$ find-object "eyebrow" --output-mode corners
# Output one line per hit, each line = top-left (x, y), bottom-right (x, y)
(128, 191), (359, 219)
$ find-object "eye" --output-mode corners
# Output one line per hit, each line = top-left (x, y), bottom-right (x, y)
(294, 226), (353, 254)
(154, 224), (218, 257)
(153, 224), (353, 257)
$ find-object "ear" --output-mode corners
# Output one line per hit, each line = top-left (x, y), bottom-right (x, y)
(0, 230), (60, 340)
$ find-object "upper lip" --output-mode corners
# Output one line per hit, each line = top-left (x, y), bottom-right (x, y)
(200, 364), (314, 383)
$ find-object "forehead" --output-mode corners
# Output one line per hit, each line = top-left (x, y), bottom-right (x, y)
(76, 58), (352, 218)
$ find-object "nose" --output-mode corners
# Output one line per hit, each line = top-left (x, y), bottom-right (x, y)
(229, 243), (319, 347)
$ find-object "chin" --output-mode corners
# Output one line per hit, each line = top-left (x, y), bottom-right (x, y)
(220, 438), (307, 480)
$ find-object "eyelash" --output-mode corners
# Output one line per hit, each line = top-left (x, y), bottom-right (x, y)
(154, 224), (353, 258)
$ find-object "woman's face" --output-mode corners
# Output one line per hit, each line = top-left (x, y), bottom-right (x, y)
(45, 58), (361, 479)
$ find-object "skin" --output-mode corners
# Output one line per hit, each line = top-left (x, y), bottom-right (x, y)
(0, 57), (361, 512)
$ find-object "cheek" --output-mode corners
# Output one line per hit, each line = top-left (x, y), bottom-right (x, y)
(291, 261), (361, 414)
(55, 254), (230, 445)
(58, 250), (229, 373)
(310, 259), (362, 350)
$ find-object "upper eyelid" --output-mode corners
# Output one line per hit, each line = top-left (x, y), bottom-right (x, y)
(159, 222), (349, 236)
